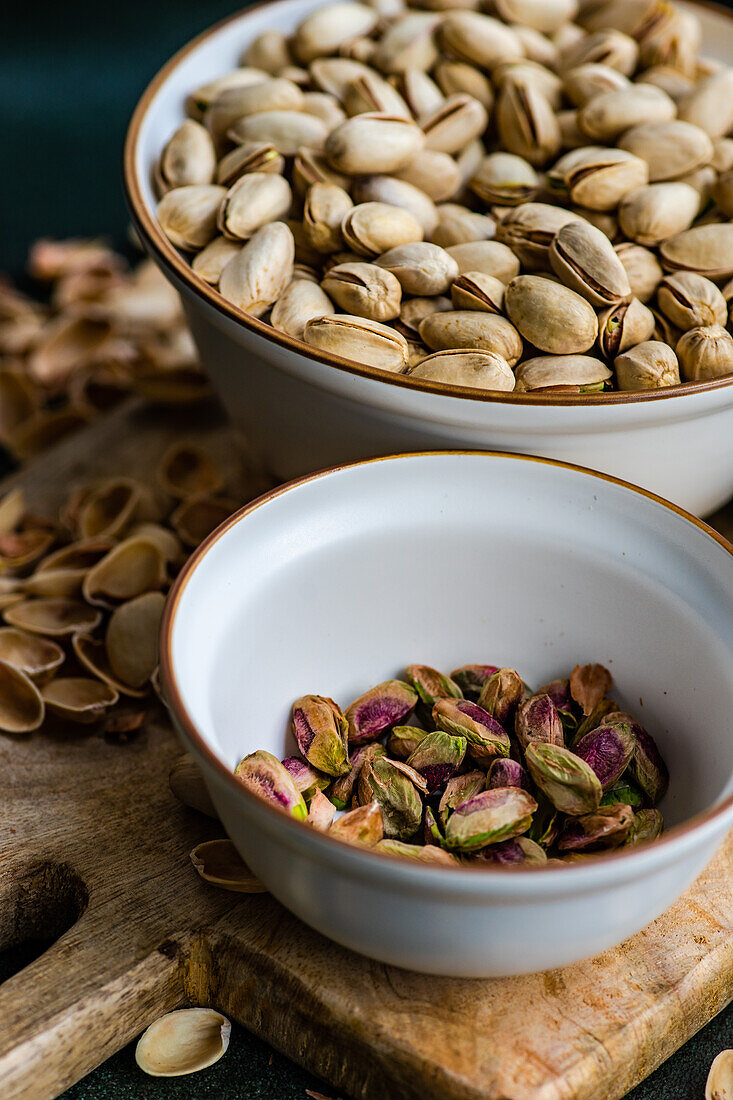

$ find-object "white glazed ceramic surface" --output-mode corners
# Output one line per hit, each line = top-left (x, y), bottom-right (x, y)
(161, 453), (733, 977)
(125, 0), (733, 517)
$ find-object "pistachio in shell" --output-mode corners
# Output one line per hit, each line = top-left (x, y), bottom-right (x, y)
(573, 722), (636, 790)
(41, 677), (119, 723)
(234, 750), (308, 819)
(504, 275), (598, 355)
(21, 567), (86, 599)
(190, 838), (266, 892)
(0, 659), (45, 733)
(626, 807), (664, 847)
(443, 787), (537, 852)
(477, 667), (524, 727)
(345, 678), (418, 745)
(598, 298), (656, 360)
(515, 693), (564, 751)
(0, 627), (64, 683)
(486, 757), (530, 790)
(524, 741), (603, 815)
(281, 755), (330, 801)
(156, 443), (224, 500)
(329, 800), (383, 846)
(432, 697), (511, 763)
(5, 597), (101, 637)
(557, 802), (634, 852)
(449, 664), (499, 700)
(105, 591), (166, 689)
(387, 725), (429, 760)
(135, 1008), (231, 1078)
(406, 729), (466, 793)
(474, 836), (548, 866)
(357, 753), (424, 839)
(291, 693), (350, 776)
(83, 537), (166, 606)
(170, 496), (239, 549)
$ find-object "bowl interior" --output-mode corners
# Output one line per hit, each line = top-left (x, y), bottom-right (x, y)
(169, 453), (733, 831)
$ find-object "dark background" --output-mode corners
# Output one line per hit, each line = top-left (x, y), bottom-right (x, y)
(2, 1), (732, 1096)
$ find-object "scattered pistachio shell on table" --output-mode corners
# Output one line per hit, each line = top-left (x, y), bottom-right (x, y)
(5, 597), (102, 636)
(169, 753), (219, 818)
(82, 537), (166, 606)
(190, 838), (266, 892)
(0, 628), (64, 683)
(135, 1008), (232, 1077)
(0, 659), (46, 733)
(105, 591), (166, 689)
(72, 633), (147, 699)
(170, 496), (240, 548)
(41, 677), (119, 723)
(156, 444), (224, 500)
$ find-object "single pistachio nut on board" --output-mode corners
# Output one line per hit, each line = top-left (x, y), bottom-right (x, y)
(155, 0), (733, 394)
(232, 660), (671, 867)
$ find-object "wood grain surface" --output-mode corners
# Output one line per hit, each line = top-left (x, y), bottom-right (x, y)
(1, 398), (732, 1100)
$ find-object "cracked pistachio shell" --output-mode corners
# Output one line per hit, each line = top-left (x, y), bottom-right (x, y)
(190, 839), (265, 892)
(345, 679), (417, 744)
(293, 2), (378, 63)
(659, 225), (733, 281)
(387, 725), (429, 760)
(304, 314), (409, 372)
(157, 443), (223, 500)
(105, 591), (165, 689)
(0, 659), (45, 732)
(487, 757), (530, 791)
(219, 222), (294, 317)
(677, 325), (733, 381)
(394, 150), (462, 204)
(329, 801), (384, 845)
(678, 69), (733, 138)
(446, 241), (521, 283)
(377, 838), (460, 866)
(281, 756), (330, 801)
(136, 1009), (231, 1078)
(157, 120), (217, 193)
(496, 80), (561, 168)
(321, 263), (402, 322)
(432, 206), (496, 250)
(559, 29), (639, 77)
(627, 807), (664, 847)
(578, 84), (675, 143)
(618, 121), (713, 183)
(234, 750), (308, 819)
(270, 279), (334, 340)
(353, 177), (437, 237)
(601, 778), (644, 810)
(444, 787), (537, 852)
(376, 242), (458, 297)
(406, 729), (467, 792)
(495, 0), (577, 33)
(557, 802), (634, 851)
(438, 770), (486, 828)
(419, 311), (523, 366)
(325, 114), (425, 176)
(495, 203), (583, 269)
(549, 147), (649, 211)
(157, 185), (226, 252)
(437, 12), (524, 69)
(433, 698), (511, 763)
(302, 183), (353, 254)
(450, 272), (505, 314)
(475, 836), (548, 866)
(515, 354), (611, 393)
(469, 152), (539, 207)
(549, 220), (630, 307)
(420, 94), (489, 156)
(614, 243), (663, 303)
(505, 275), (598, 354)
(342, 71), (411, 120)
(618, 183), (701, 247)
(357, 754), (424, 839)
(405, 664), (462, 706)
(328, 742), (385, 808)
(515, 693), (564, 751)
(658, 273), (727, 332)
(341, 202), (423, 257)
(623, 718), (669, 804)
(407, 349), (515, 392)
(170, 495), (239, 549)
(562, 63), (630, 107)
(218, 172), (292, 241)
(42, 677), (118, 723)
(570, 663), (612, 715)
(450, 664), (499, 700)
(574, 722), (635, 789)
(291, 694), (350, 776)
(478, 668), (524, 727)
(614, 340), (680, 391)
(525, 741), (603, 815)
(228, 110), (327, 157)
(597, 298), (655, 359)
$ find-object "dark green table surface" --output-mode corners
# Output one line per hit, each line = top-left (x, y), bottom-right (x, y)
(3, 2), (732, 1096)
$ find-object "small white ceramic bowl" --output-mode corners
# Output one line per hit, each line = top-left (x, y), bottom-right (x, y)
(160, 452), (733, 977)
(124, 0), (733, 517)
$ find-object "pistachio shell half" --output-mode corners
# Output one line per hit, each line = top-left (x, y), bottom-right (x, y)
(190, 838), (266, 892)
(135, 1009), (231, 1077)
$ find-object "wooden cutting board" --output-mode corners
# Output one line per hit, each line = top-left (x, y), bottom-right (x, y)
(1, 398), (733, 1100)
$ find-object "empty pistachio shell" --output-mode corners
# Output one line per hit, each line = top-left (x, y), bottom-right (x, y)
(526, 741), (603, 815)
(345, 679), (417, 745)
(304, 314), (409, 372)
(0, 659), (45, 732)
(614, 341), (680, 391)
(157, 185), (226, 252)
(190, 838), (265, 892)
(291, 694), (350, 776)
(169, 753), (218, 818)
(0, 627), (64, 683)
(433, 698), (511, 763)
(170, 496), (238, 549)
(677, 325), (733, 382)
(329, 800), (384, 845)
(5, 597), (101, 636)
(574, 722), (635, 789)
(156, 444), (223, 500)
(135, 1009), (231, 1077)
(408, 349), (515, 392)
(234, 749), (308, 819)
(406, 730), (466, 792)
(72, 633), (147, 698)
(444, 788), (537, 852)
(219, 221), (294, 317)
(486, 757), (530, 790)
(357, 754), (424, 839)
(42, 677), (118, 723)
(549, 221), (630, 307)
(557, 802), (634, 851)
(129, 524), (183, 566)
(0, 528), (55, 572)
(477, 668), (524, 727)
(627, 807), (664, 847)
(22, 568), (86, 599)
(83, 538), (165, 606)
(515, 693), (564, 751)
(476, 836), (548, 866)
(450, 664), (499, 700)
(105, 591), (166, 689)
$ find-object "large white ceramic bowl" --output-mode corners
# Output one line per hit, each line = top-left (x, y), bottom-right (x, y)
(160, 451), (733, 977)
(125, 0), (733, 517)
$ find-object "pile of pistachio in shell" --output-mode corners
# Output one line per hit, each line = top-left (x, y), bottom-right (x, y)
(0, 239), (210, 463)
(0, 444), (237, 734)
(157, 0), (733, 395)
(234, 662), (669, 866)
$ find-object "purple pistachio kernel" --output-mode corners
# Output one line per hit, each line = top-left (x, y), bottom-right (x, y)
(515, 693), (564, 751)
(345, 679), (418, 745)
(477, 668), (524, 726)
(433, 698), (511, 763)
(574, 723), (635, 790)
(538, 678), (573, 711)
(450, 664), (500, 699)
(475, 837), (547, 866)
(234, 750), (308, 820)
(487, 757), (529, 790)
(557, 803), (634, 852)
(628, 722), (670, 805)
